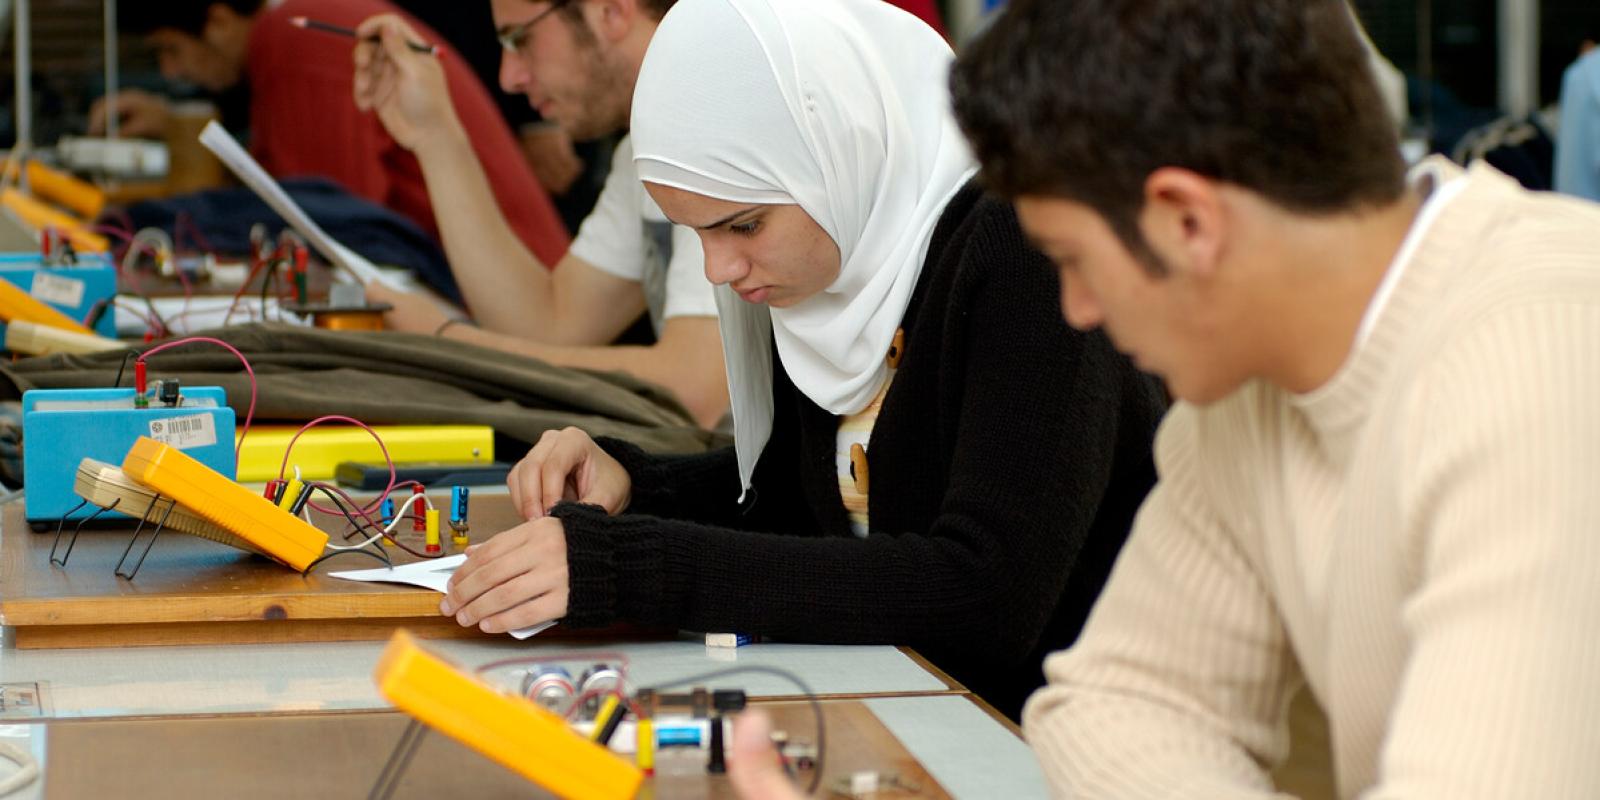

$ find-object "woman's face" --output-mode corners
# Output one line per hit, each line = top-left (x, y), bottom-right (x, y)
(645, 182), (841, 308)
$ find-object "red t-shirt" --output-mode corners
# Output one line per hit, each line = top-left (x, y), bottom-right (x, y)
(886, 0), (946, 35)
(247, 0), (568, 267)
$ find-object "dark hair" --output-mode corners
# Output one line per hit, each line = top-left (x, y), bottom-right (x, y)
(950, 0), (1406, 271)
(119, 0), (264, 37)
(555, 0), (677, 29)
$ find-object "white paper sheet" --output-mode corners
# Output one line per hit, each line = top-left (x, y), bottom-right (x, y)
(197, 121), (404, 290)
(329, 555), (554, 640)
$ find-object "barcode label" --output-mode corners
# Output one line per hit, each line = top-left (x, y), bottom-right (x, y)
(149, 413), (218, 450)
(30, 273), (86, 307)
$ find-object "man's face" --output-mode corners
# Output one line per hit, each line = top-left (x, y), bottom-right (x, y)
(491, 0), (628, 140)
(1014, 194), (1255, 405)
(148, 28), (244, 92)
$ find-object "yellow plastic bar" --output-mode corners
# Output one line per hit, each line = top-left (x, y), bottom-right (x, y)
(26, 161), (107, 220)
(374, 631), (643, 800)
(0, 188), (109, 253)
(233, 424), (495, 482)
(121, 437), (329, 571)
(0, 272), (96, 335)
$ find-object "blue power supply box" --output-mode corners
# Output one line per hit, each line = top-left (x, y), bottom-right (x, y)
(22, 386), (237, 523)
(0, 252), (118, 340)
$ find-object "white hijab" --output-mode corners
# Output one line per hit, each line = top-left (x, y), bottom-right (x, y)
(631, 0), (976, 496)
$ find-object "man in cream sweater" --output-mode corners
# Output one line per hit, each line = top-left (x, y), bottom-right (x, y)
(952, 0), (1600, 797)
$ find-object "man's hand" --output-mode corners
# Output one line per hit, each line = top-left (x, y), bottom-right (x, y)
(520, 123), (585, 196)
(440, 516), (569, 634)
(87, 89), (171, 138)
(352, 14), (462, 151)
(508, 427), (631, 520)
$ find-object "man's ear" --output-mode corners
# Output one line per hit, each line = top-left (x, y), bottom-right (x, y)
(202, 2), (250, 47)
(590, 0), (638, 43)
(1138, 167), (1227, 281)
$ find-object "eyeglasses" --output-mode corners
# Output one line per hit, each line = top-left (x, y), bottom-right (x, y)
(496, 0), (572, 54)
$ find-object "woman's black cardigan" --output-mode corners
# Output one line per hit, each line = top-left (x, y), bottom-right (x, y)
(551, 184), (1166, 718)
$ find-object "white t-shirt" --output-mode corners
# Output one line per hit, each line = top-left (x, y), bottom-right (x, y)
(567, 135), (717, 332)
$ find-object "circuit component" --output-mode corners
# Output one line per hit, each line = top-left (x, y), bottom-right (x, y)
(120, 437), (329, 571)
(374, 631), (643, 800)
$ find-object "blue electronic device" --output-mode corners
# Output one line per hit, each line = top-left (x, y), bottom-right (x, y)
(22, 386), (237, 524)
(0, 252), (118, 339)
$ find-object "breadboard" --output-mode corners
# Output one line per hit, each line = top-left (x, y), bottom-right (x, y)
(121, 437), (329, 571)
(73, 458), (269, 557)
(375, 630), (644, 800)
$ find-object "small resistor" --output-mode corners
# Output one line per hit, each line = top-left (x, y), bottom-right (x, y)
(450, 485), (470, 547)
(411, 485), (427, 532)
(424, 509), (441, 554)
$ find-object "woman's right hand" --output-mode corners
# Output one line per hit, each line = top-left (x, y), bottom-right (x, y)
(509, 427), (632, 519)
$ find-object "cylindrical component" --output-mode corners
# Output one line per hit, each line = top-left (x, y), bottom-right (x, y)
(591, 694), (624, 745)
(263, 479), (286, 503)
(635, 717), (654, 774)
(133, 360), (148, 407)
(424, 509), (441, 554)
(380, 497), (396, 526)
(277, 479), (305, 512)
(292, 245), (309, 304)
(580, 665), (624, 699)
(287, 482), (314, 516)
(707, 714), (726, 774)
(450, 486), (469, 526)
(411, 485), (427, 532)
(520, 666), (575, 713)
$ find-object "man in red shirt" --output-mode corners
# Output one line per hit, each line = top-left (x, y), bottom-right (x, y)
(94, 0), (569, 267)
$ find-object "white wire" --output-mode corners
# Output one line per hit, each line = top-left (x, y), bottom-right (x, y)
(0, 740), (39, 797)
(323, 491), (431, 551)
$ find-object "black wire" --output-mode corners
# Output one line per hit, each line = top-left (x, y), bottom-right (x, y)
(642, 665), (825, 795)
(308, 484), (442, 560)
(303, 546), (391, 573)
(113, 350), (135, 388)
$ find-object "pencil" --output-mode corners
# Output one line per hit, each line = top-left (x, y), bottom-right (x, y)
(288, 16), (439, 55)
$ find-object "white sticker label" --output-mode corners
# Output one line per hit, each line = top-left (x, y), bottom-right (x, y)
(30, 273), (86, 308)
(148, 414), (218, 450)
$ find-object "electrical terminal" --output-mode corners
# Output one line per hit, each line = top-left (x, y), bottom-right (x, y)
(449, 485), (470, 547)
(411, 484), (427, 532)
(424, 508), (441, 554)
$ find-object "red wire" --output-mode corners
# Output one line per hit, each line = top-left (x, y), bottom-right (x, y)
(276, 415), (397, 515)
(137, 337), (258, 473)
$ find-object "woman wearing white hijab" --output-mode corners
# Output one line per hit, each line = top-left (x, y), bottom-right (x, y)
(440, 0), (1165, 718)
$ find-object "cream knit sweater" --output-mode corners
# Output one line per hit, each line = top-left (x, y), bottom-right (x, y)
(1024, 161), (1600, 799)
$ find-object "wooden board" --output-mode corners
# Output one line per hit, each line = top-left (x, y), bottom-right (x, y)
(40, 701), (948, 799)
(0, 493), (611, 649)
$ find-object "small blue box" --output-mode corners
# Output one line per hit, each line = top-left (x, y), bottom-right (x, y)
(0, 252), (118, 340)
(22, 386), (237, 522)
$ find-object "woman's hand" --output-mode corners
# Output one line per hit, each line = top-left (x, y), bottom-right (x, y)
(508, 427), (632, 519)
(440, 517), (569, 634)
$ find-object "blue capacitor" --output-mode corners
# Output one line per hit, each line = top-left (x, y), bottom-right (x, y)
(451, 485), (469, 526)
(380, 497), (396, 527)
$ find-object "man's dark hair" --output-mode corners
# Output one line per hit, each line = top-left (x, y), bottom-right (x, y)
(555, 0), (677, 30)
(951, 0), (1406, 271)
(119, 0), (264, 37)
